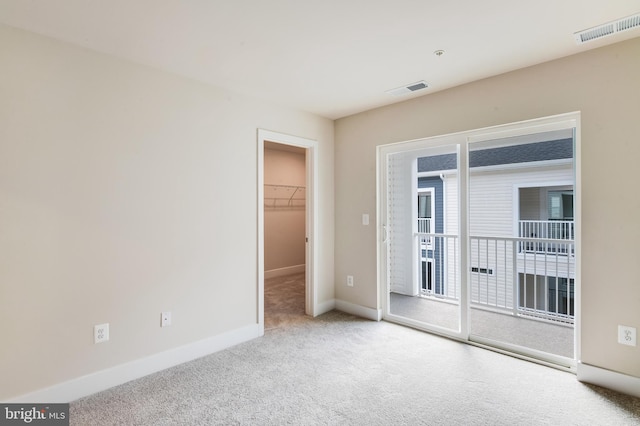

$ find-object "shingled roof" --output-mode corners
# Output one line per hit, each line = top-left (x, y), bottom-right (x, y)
(418, 138), (573, 173)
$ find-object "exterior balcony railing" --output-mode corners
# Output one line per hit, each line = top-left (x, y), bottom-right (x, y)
(518, 220), (574, 255)
(415, 232), (458, 300)
(413, 228), (575, 325)
(417, 218), (433, 247)
(470, 235), (575, 325)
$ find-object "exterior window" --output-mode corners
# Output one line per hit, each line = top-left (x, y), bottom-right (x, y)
(548, 277), (575, 316)
(417, 192), (432, 233)
(421, 259), (434, 292)
(548, 190), (573, 220)
(471, 267), (494, 275)
(417, 188), (438, 294)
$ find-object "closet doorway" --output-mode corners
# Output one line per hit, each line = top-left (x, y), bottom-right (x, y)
(257, 130), (318, 335)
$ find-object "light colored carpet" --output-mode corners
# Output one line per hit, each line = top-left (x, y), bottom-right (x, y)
(71, 274), (640, 425)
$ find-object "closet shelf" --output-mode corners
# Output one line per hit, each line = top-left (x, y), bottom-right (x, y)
(264, 184), (306, 208)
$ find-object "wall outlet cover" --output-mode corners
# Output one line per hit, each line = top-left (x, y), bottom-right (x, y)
(618, 325), (637, 347)
(347, 275), (354, 287)
(94, 323), (109, 344)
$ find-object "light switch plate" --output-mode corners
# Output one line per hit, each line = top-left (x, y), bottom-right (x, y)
(161, 312), (172, 327)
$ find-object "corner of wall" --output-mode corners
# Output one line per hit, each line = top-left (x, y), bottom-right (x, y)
(335, 299), (382, 321)
(577, 362), (640, 399)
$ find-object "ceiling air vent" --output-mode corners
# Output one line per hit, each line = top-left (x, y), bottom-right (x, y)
(386, 80), (429, 96)
(574, 13), (640, 44)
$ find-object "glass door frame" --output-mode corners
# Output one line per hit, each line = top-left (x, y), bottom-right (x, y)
(377, 112), (581, 371)
(377, 136), (468, 341)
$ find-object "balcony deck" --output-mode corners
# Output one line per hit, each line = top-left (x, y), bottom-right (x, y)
(390, 293), (574, 359)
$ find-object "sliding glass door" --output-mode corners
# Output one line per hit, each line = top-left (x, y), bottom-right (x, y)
(379, 113), (579, 368)
(381, 141), (463, 336)
(467, 129), (576, 364)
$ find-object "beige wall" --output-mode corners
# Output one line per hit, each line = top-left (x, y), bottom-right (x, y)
(335, 38), (640, 378)
(0, 24), (334, 400)
(264, 147), (306, 271)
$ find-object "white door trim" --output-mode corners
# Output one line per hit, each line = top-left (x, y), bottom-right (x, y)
(257, 129), (318, 336)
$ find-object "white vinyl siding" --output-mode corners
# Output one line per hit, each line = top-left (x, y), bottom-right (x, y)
(469, 163), (573, 238)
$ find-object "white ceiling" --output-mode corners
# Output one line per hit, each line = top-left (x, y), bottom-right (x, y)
(1, 1), (639, 119)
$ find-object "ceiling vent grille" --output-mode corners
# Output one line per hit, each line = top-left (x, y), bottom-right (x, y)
(575, 13), (640, 44)
(386, 80), (429, 96)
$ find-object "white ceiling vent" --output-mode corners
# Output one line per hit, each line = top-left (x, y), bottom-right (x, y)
(386, 80), (429, 96)
(574, 13), (640, 44)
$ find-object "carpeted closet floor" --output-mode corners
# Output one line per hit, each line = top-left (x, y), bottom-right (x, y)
(264, 272), (306, 331)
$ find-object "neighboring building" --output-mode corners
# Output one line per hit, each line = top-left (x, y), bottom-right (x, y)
(414, 133), (575, 324)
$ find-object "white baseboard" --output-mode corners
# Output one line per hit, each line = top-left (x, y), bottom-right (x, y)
(335, 299), (382, 321)
(577, 362), (640, 398)
(314, 298), (336, 317)
(7, 324), (261, 404)
(264, 264), (305, 279)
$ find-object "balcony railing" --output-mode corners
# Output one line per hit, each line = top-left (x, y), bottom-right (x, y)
(470, 235), (575, 325)
(413, 228), (575, 325)
(519, 220), (574, 255)
(417, 218), (434, 247)
(417, 218), (433, 233)
(415, 232), (458, 300)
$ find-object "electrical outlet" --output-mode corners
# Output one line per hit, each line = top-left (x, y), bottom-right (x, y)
(618, 325), (637, 347)
(347, 275), (354, 287)
(161, 312), (172, 327)
(94, 323), (109, 344)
